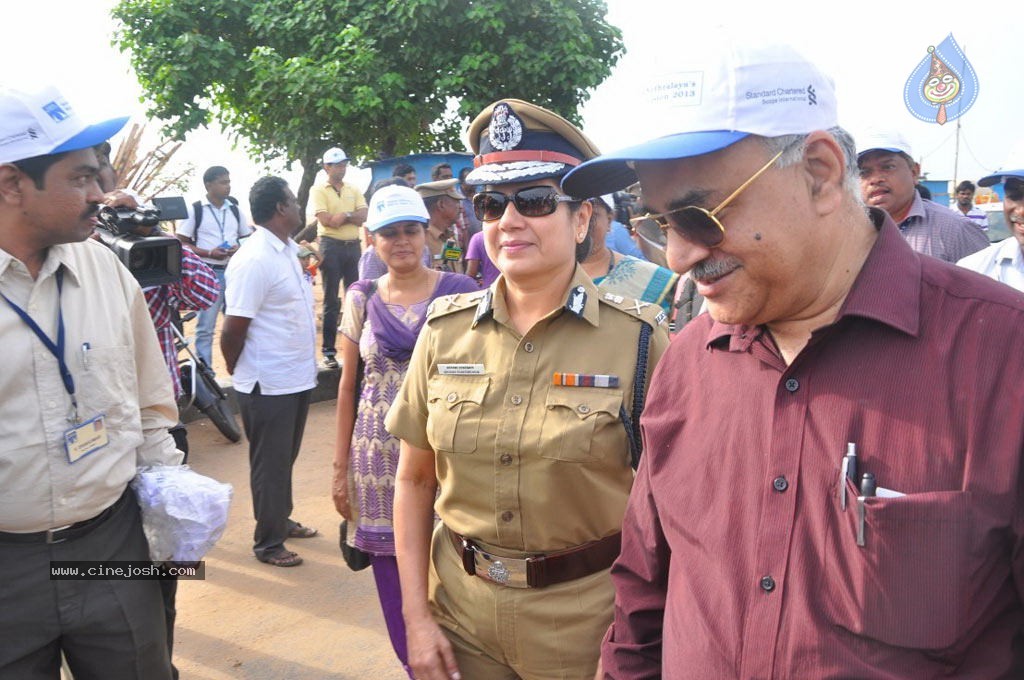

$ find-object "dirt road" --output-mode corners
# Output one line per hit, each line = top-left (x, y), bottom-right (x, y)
(175, 400), (407, 680)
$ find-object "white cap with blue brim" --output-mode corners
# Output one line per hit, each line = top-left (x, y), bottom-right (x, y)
(0, 85), (128, 164)
(366, 185), (430, 232)
(561, 40), (838, 199)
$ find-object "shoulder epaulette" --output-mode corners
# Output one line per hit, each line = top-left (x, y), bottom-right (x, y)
(598, 291), (668, 328)
(426, 290), (487, 321)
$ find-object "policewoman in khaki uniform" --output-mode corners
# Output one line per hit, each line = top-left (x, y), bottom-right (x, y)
(386, 100), (668, 680)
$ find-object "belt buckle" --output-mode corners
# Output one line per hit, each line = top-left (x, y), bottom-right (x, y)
(46, 524), (72, 544)
(474, 548), (530, 588)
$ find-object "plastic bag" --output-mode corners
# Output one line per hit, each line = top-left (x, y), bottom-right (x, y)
(131, 464), (233, 562)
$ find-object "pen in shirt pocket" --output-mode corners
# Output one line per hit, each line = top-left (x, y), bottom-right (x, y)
(839, 442), (857, 510)
(81, 342), (91, 369)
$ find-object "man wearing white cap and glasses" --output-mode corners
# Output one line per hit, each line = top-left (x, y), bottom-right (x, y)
(0, 85), (182, 677)
(310, 146), (368, 369)
(957, 169), (1024, 291)
(563, 39), (1024, 678)
(856, 129), (987, 262)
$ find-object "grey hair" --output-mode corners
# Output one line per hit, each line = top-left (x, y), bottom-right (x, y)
(760, 127), (861, 202)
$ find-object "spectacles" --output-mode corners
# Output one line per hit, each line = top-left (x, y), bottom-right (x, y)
(375, 223), (424, 239)
(630, 149), (785, 248)
(473, 185), (577, 222)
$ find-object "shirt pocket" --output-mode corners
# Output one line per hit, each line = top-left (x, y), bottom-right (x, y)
(426, 375), (489, 454)
(77, 345), (139, 433)
(539, 386), (623, 463)
(821, 482), (974, 650)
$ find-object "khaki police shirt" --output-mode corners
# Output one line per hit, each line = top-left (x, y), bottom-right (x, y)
(386, 266), (668, 553)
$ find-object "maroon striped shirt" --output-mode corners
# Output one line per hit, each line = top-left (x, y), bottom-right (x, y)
(603, 211), (1024, 678)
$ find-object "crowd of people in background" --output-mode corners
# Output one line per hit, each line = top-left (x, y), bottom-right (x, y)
(3, 30), (1024, 680)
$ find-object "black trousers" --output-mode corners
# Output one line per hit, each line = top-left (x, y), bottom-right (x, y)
(236, 384), (312, 559)
(319, 237), (361, 356)
(0, 491), (172, 680)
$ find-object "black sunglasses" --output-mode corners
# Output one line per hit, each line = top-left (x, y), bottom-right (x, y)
(374, 223), (424, 239)
(472, 185), (576, 222)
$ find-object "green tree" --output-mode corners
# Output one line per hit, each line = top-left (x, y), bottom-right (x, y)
(112, 0), (623, 215)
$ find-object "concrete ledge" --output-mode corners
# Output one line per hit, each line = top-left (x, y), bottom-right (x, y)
(181, 365), (341, 423)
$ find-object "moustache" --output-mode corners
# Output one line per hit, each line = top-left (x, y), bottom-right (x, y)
(691, 257), (742, 282)
(81, 203), (100, 220)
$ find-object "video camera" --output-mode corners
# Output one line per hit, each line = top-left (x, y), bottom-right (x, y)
(95, 196), (186, 287)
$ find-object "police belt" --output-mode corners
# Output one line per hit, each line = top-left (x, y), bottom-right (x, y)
(0, 487), (132, 545)
(448, 526), (620, 589)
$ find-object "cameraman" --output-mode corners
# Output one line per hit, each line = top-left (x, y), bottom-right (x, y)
(94, 142), (217, 680)
(95, 143), (219, 444)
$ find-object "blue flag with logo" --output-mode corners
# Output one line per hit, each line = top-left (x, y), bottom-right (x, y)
(903, 34), (978, 125)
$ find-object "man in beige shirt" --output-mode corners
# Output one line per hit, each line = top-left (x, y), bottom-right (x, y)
(0, 85), (181, 679)
(309, 146), (368, 369)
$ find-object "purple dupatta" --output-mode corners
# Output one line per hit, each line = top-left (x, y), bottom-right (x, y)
(353, 273), (478, 361)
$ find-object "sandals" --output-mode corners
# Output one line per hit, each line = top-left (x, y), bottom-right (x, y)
(257, 549), (303, 567)
(287, 522), (318, 539)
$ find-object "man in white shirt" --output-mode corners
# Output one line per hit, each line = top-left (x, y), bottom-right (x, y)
(0, 86), (181, 678)
(958, 170), (1024, 292)
(175, 165), (252, 369)
(950, 180), (989, 231)
(221, 176), (319, 567)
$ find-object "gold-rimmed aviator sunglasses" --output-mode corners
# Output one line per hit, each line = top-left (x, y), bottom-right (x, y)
(629, 149), (785, 248)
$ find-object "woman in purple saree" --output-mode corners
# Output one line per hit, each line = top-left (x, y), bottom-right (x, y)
(331, 185), (477, 677)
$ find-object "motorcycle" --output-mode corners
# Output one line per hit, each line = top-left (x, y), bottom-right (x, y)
(172, 311), (242, 443)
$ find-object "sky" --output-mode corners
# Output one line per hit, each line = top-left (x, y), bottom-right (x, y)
(1, 0), (1017, 207)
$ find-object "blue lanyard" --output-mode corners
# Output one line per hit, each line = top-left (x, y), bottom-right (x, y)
(0, 268), (78, 420)
(208, 204), (227, 244)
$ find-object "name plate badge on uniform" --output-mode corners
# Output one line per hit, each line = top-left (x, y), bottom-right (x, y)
(552, 372), (620, 388)
(64, 414), (110, 463)
(438, 364), (486, 375)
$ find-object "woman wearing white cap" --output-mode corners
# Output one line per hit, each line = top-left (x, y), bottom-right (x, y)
(386, 100), (669, 680)
(332, 185), (476, 677)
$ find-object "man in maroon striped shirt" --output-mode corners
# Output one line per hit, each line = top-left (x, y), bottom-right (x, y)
(563, 39), (1024, 678)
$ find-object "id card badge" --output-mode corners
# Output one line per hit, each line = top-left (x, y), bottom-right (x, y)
(64, 414), (110, 463)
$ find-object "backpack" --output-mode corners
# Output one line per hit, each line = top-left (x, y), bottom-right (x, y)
(192, 197), (241, 231)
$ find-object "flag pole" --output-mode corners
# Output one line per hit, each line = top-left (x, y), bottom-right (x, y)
(952, 41), (967, 188)
(953, 117), (961, 188)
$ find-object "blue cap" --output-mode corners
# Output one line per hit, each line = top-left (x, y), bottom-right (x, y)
(979, 170), (1024, 187)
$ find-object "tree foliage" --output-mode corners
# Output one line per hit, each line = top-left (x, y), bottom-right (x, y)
(112, 0), (623, 211)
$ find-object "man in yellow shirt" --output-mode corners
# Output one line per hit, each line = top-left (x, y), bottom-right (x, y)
(309, 147), (368, 369)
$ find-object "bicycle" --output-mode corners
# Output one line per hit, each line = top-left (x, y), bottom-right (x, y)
(172, 311), (242, 443)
